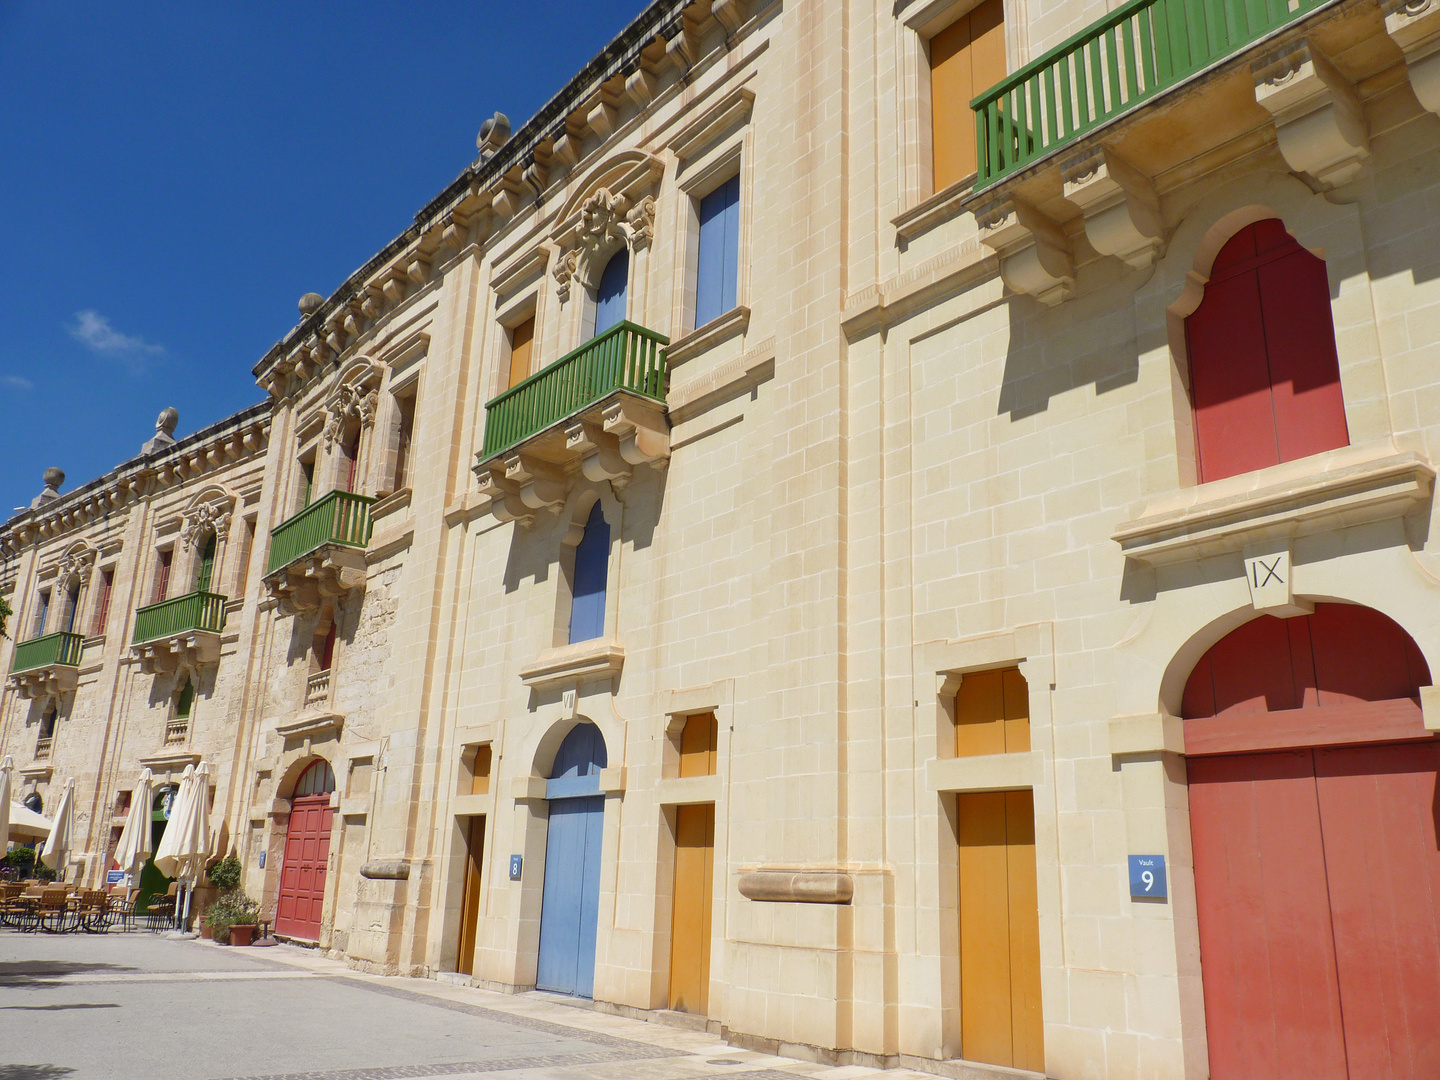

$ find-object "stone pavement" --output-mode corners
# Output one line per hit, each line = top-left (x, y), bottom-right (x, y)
(0, 932), (941, 1080)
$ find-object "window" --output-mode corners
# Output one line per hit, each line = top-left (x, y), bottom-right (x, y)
(469, 745), (493, 795)
(61, 579), (80, 633)
(175, 677), (195, 719)
(32, 589), (50, 638)
(340, 426), (362, 493)
(391, 392), (417, 491)
(507, 316), (535, 389)
(593, 250), (629, 336)
(92, 569), (113, 636)
(954, 666), (1030, 756)
(152, 550), (172, 604)
(294, 759), (337, 797)
(1186, 219), (1349, 484)
(695, 175), (740, 327)
(39, 703), (58, 739)
(317, 620), (337, 673)
(299, 457), (316, 510)
(929, 0), (1006, 191)
(568, 502), (610, 644)
(678, 713), (718, 777)
(195, 533), (217, 593)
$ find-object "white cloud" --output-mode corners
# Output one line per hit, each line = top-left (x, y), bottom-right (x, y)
(69, 310), (165, 373)
(1, 374), (34, 390)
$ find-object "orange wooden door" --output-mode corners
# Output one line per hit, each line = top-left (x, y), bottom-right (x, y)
(669, 802), (715, 1014)
(457, 815), (486, 976)
(275, 795), (333, 940)
(957, 790), (1043, 1072)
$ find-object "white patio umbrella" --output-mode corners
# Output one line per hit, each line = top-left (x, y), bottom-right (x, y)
(6, 802), (53, 840)
(154, 762), (211, 928)
(41, 777), (76, 878)
(113, 767), (154, 884)
(0, 756), (12, 852)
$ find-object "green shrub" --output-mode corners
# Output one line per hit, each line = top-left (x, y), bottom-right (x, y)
(206, 854), (242, 890)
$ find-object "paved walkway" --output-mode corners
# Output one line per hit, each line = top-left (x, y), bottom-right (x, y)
(0, 931), (940, 1080)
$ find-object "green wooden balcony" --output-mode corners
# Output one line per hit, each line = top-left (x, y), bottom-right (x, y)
(971, 0), (1334, 189)
(9, 631), (84, 675)
(131, 591), (227, 647)
(481, 321), (669, 461)
(266, 489), (375, 577)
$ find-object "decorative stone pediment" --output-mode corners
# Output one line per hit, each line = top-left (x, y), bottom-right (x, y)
(48, 543), (97, 587)
(180, 487), (236, 550)
(321, 356), (386, 449)
(551, 152), (664, 301)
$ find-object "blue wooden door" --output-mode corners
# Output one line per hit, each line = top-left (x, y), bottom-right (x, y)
(536, 724), (608, 997)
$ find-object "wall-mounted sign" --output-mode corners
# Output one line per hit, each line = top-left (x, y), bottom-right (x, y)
(258, 850), (266, 869)
(106, 869), (124, 885)
(1129, 854), (1167, 899)
(509, 855), (523, 880)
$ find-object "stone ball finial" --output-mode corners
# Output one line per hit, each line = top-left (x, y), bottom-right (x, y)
(43, 467), (64, 491)
(476, 112), (511, 157)
(156, 407), (179, 435)
(299, 293), (325, 317)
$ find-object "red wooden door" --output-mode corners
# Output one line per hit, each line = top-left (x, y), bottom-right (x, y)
(275, 795), (334, 940)
(1190, 741), (1440, 1079)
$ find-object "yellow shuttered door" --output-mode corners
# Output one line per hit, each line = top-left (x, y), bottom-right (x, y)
(955, 668), (1043, 1072)
(669, 803), (715, 1014)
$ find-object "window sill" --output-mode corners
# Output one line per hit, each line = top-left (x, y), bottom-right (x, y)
(370, 487), (412, 520)
(925, 750), (1041, 793)
(519, 638), (625, 691)
(666, 306), (750, 368)
(1113, 444), (1436, 566)
(893, 175), (977, 243)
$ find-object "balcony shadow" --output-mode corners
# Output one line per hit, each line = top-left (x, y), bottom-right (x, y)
(0, 959), (138, 990)
(996, 258), (1142, 421)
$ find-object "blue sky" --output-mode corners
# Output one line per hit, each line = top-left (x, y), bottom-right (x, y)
(0, 1), (650, 517)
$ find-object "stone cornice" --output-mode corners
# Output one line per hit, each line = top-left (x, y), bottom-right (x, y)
(251, 0), (777, 393)
(0, 402), (271, 555)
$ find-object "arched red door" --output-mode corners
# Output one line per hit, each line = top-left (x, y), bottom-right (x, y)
(275, 760), (336, 941)
(1183, 604), (1440, 1079)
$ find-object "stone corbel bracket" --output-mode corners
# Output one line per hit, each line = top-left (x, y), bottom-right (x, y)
(1253, 40), (1370, 189)
(1384, 0), (1440, 118)
(505, 454), (568, 513)
(976, 194), (1075, 306)
(1062, 147), (1166, 269)
(5, 667), (78, 702)
(472, 464), (535, 527)
(131, 631), (222, 677)
(603, 396), (670, 466)
(263, 548), (367, 615)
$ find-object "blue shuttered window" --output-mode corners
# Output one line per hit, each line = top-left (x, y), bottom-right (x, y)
(568, 503), (610, 644)
(695, 174), (740, 328)
(594, 250), (629, 335)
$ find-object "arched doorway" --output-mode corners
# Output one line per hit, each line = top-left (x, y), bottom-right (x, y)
(275, 759), (336, 941)
(1182, 603), (1439, 1079)
(135, 784), (178, 909)
(536, 723), (607, 998)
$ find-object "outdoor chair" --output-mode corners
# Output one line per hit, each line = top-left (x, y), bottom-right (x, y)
(35, 886), (72, 933)
(0, 884), (35, 930)
(145, 883), (179, 930)
(106, 885), (139, 931)
(75, 889), (111, 933)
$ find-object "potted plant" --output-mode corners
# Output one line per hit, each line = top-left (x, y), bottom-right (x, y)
(195, 854), (241, 935)
(206, 887), (261, 945)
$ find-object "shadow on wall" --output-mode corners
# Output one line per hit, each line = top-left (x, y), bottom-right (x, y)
(997, 257), (1142, 421)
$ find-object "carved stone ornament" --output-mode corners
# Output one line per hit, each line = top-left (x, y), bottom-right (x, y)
(53, 546), (97, 587)
(321, 383), (381, 449)
(553, 187), (658, 300)
(182, 501), (232, 551)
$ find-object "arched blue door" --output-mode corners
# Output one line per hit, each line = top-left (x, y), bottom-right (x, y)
(593, 250), (629, 335)
(536, 724), (608, 997)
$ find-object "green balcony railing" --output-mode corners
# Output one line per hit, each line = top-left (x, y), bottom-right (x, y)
(971, 0), (1334, 189)
(10, 631), (84, 674)
(481, 320), (669, 460)
(266, 489), (375, 576)
(131, 590), (227, 647)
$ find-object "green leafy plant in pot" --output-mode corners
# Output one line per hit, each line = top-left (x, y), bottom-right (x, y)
(205, 888), (261, 945)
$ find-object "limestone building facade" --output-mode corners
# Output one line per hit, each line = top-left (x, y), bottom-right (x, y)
(4, 0), (1440, 1077)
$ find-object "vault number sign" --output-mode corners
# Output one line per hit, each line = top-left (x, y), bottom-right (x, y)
(1128, 855), (1167, 900)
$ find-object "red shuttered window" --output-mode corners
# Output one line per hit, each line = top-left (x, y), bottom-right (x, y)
(1186, 220), (1349, 483)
